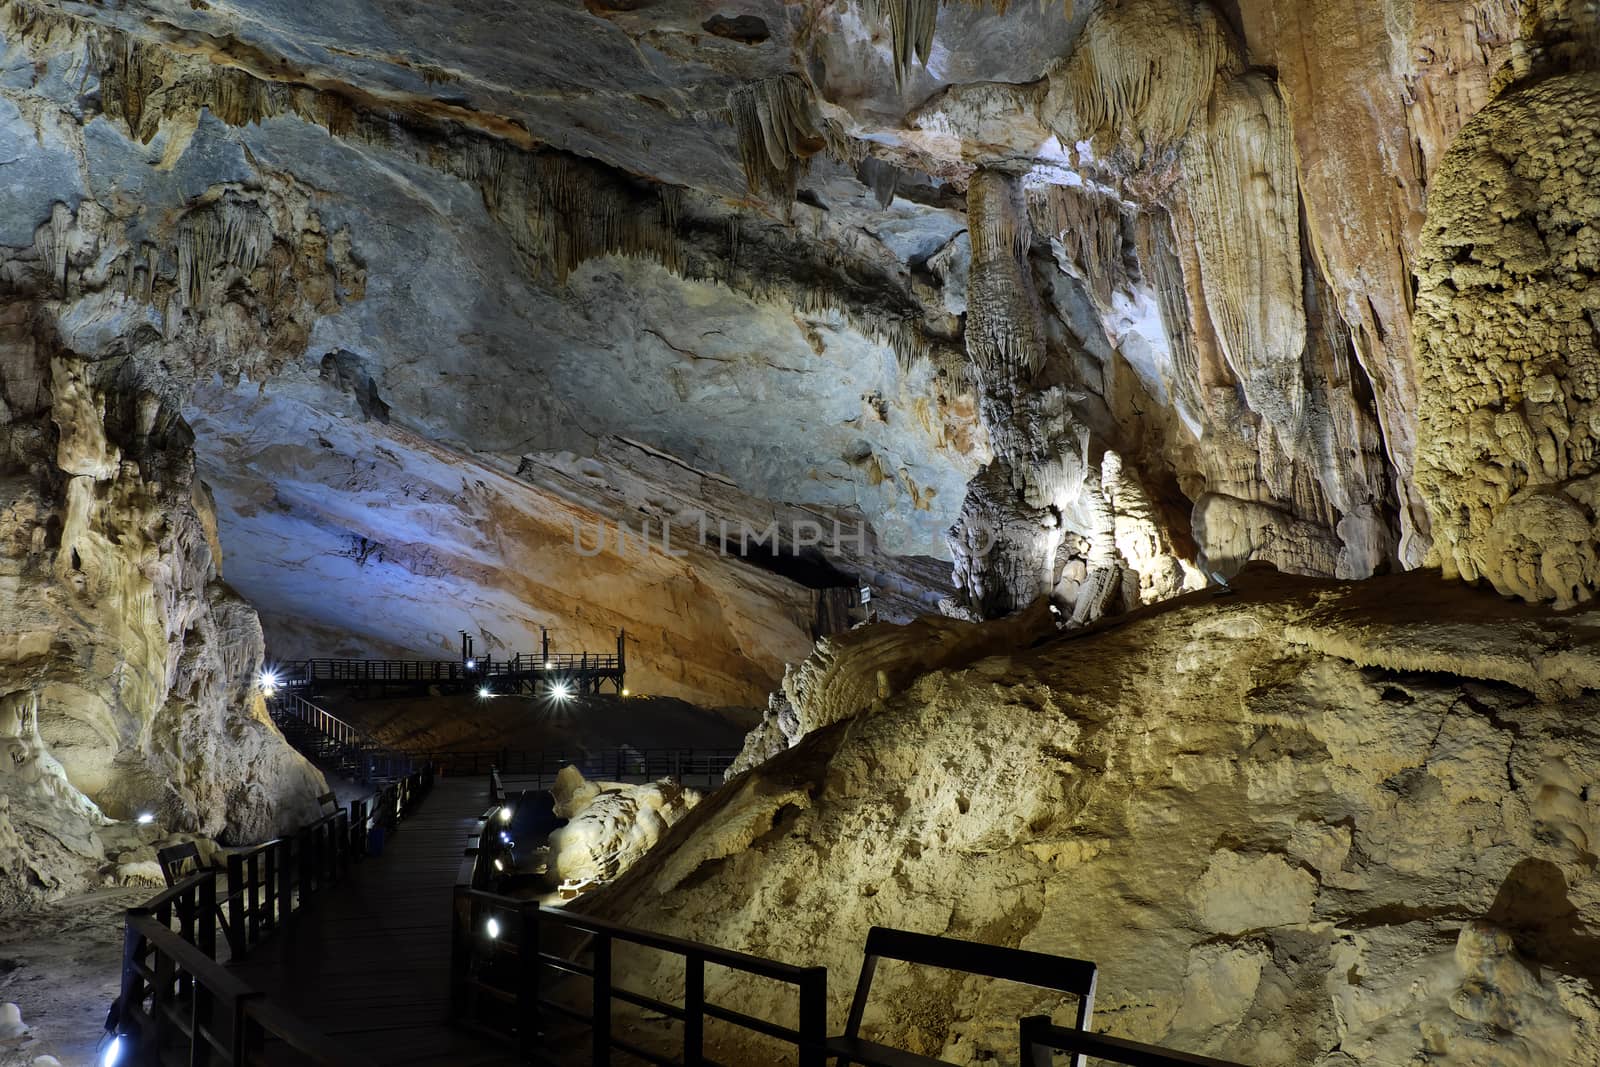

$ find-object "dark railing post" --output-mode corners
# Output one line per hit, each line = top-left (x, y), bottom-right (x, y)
(684, 956), (705, 1066)
(593, 933), (612, 1066)
(120, 913), (153, 1059)
(798, 968), (827, 1067)
(198, 872), (218, 959)
(260, 850), (274, 937)
(227, 854), (245, 953)
(278, 838), (294, 922)
(517, 903), (540, 1058)
(449, 886), (471, 1019)
(298, 828), (313, 906)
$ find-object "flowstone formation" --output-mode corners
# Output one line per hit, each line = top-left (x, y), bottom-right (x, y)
(591, 568), (1600, 1065)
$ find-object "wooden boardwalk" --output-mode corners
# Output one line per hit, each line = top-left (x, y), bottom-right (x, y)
(231, 776), (522, 1065)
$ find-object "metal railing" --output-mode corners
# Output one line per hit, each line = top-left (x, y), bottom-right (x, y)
(291, 653), (622, 685)
(451, 805), (827, 1065)
(271, 693), (379, 751)
(1021, 1016), (1247, 1066)
(116, 910), (358, 1066)
(108, 769), (434, 1065)
(269, 693), (415, 783)
(424, 747), (740, 784)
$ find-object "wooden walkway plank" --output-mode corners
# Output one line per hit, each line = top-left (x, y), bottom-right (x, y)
(230, 778), (526, 1066)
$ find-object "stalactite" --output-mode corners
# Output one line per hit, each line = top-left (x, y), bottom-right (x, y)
(1029, 182), (1126, 308)
(726, 73), (827, 202)
(858, 157), (901, 210)
(1177, 73), (1307, 452)
(965, 169), (1044, 384)
(175, 200), (272, 308)
(1040, 0), (1234, 173)
(856, 0), (1044, 88)
(1133, 207), (1203, 423)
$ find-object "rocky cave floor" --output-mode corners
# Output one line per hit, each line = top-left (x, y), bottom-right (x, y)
(0, 888), (136, 1067)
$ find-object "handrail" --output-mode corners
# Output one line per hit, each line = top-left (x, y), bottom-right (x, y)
(1020, 1015), (1249, 1066)
(423, 747), (740, 783)
(294, 654), (622, 681)
(110, 768), (434, 1066)
(121, 913), (363, 1065)
(273, 693), (382, 751)
(269, 693), (415, 783)
(450, 803), (827, 1065)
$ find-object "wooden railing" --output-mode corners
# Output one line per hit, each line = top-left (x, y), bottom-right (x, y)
(108, 768), (433, 1065)
(1020, 1015), (1247, 1066)
(451, 805), (827, 1065)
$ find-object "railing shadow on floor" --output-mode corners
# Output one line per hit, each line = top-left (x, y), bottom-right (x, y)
(106, 768), (433, 1066)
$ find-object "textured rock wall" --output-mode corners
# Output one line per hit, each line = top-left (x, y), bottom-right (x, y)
(590, 569), (1600, 1065)
(0, 331), (325, 885)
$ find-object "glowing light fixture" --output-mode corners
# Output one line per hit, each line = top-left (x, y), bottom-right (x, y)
(136, 813), (155, 826)
(550, 681), (572, 701)
(101, 1035), (123, 1067)
(485, 916), (501, 939)
(465, 658), (477, 670)
(620, 688), (630, 697)
(493, 858), (505, 872)
(258, 670), (279, 695)
(478, 686), (492, 699)
(499, 806), (513, 822)
(543, 660), (552, 669)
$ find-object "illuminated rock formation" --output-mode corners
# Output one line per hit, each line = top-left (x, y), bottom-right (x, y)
(548, 766), (701, 887)
(592, 569), (1600, 1065)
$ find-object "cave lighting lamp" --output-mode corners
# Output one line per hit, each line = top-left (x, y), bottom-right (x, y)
(499, 806), (513, 822)
(258, 670), (279, 695)
(478, 686), (492, 699)
(100, 1035), (123, 1067)
(136, 813), (155, 825)
(543, 660), (552, 669)
(493, 858), (505, 872)
(465, 658), (477, 670)
(621, 688), (630, 697)
(550, 681), (572, 701)
(485, 916), (501, 939)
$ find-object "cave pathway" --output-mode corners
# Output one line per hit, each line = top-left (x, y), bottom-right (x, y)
(229, 776), (521, 1065)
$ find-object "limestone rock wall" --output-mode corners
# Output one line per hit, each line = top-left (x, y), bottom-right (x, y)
(0, 333), (325, 892)
(588, 570), (1600, 1065)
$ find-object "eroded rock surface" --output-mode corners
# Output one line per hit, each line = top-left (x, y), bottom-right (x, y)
(590, 568), (1600, 1065)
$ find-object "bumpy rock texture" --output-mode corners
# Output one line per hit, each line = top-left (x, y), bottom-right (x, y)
(1416, 62), (1600, 607)
(592, 569), (1600, 1065)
